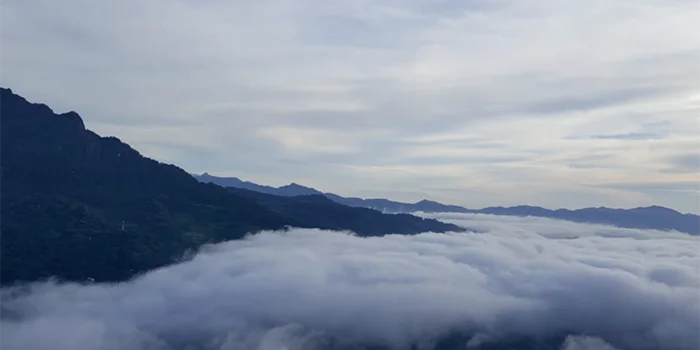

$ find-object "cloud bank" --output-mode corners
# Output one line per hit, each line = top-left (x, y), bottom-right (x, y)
(2, 214), (699, 350)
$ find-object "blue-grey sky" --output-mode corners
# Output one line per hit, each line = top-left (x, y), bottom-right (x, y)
(2, 0), (699, 213)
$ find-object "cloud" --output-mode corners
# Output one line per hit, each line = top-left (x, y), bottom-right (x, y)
(2, 214), (699, 350)
(1, 0), (699, 212)
(661, 154), (700, 174)
(565, 120), (680, 142)
(582, 132), (664, 141)
(596, 181), (700, 194)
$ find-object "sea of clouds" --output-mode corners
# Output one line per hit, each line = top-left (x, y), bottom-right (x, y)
(2, 213), (698, 350)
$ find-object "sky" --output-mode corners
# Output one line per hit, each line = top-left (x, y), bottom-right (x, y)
(1, 0), (699, 213)
(3, 213), (699, 350)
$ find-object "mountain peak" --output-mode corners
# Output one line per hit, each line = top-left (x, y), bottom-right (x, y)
(1, 87), (87, 133)
(58, 111), (85, 130)
(285, 182), (305, 188)
(2, 87), (43, 110)
(192, 174), (321, 197)
(630, 205), (680, 215)
(277, 182), (322, 196)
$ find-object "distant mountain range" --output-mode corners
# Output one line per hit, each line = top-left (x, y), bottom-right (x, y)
(0, 87), (460, 285)
(195, 173), (466, 212)
(194, 173), (700, 235)
(196, 173), (326, 197)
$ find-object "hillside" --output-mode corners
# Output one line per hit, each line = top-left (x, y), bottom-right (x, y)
(0, 88), (460, 285)
(227, 188), (461, 236)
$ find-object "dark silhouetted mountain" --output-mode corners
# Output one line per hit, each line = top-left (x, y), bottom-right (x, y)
(194, 174), (700, 235)
(194, 173), (322, 196)
(193, 174), (470, 212)
(476, 205), (699, 234)
(276, 182), (324, 196)
(195, 172), (264, 190)
(226, 189), (457, 236)
(0, 87), (460, 285)
(325, 195), (469, 213)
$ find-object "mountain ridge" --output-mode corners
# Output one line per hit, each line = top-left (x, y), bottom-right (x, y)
(193, 173), (700, 235)
(0, 87), (461, 285)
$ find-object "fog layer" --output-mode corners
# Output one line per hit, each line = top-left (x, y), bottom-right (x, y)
(2, 213), (698, 350)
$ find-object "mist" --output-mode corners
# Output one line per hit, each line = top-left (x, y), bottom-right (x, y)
(2, 213), (698, 350)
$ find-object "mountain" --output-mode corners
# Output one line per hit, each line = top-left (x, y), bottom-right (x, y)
(193, 174), (700, 235)
(226, 188), (457, 236)
(0, 87), (461, 285)
(475, 205), (700, 234)
(194, 173), (322, 196)
(328, 195), (471, 213)
(193, 174), (470, 212)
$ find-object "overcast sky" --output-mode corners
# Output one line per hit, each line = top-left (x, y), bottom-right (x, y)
(2, 0), (699, 213)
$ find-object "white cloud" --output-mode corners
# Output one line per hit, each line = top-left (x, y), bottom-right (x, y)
(2, 214), (698, 350)
(257, 126), (368, 155)
(1, 0), (699, 212)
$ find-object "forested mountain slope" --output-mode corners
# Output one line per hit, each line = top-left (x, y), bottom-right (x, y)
(0, 88), (460, 285)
